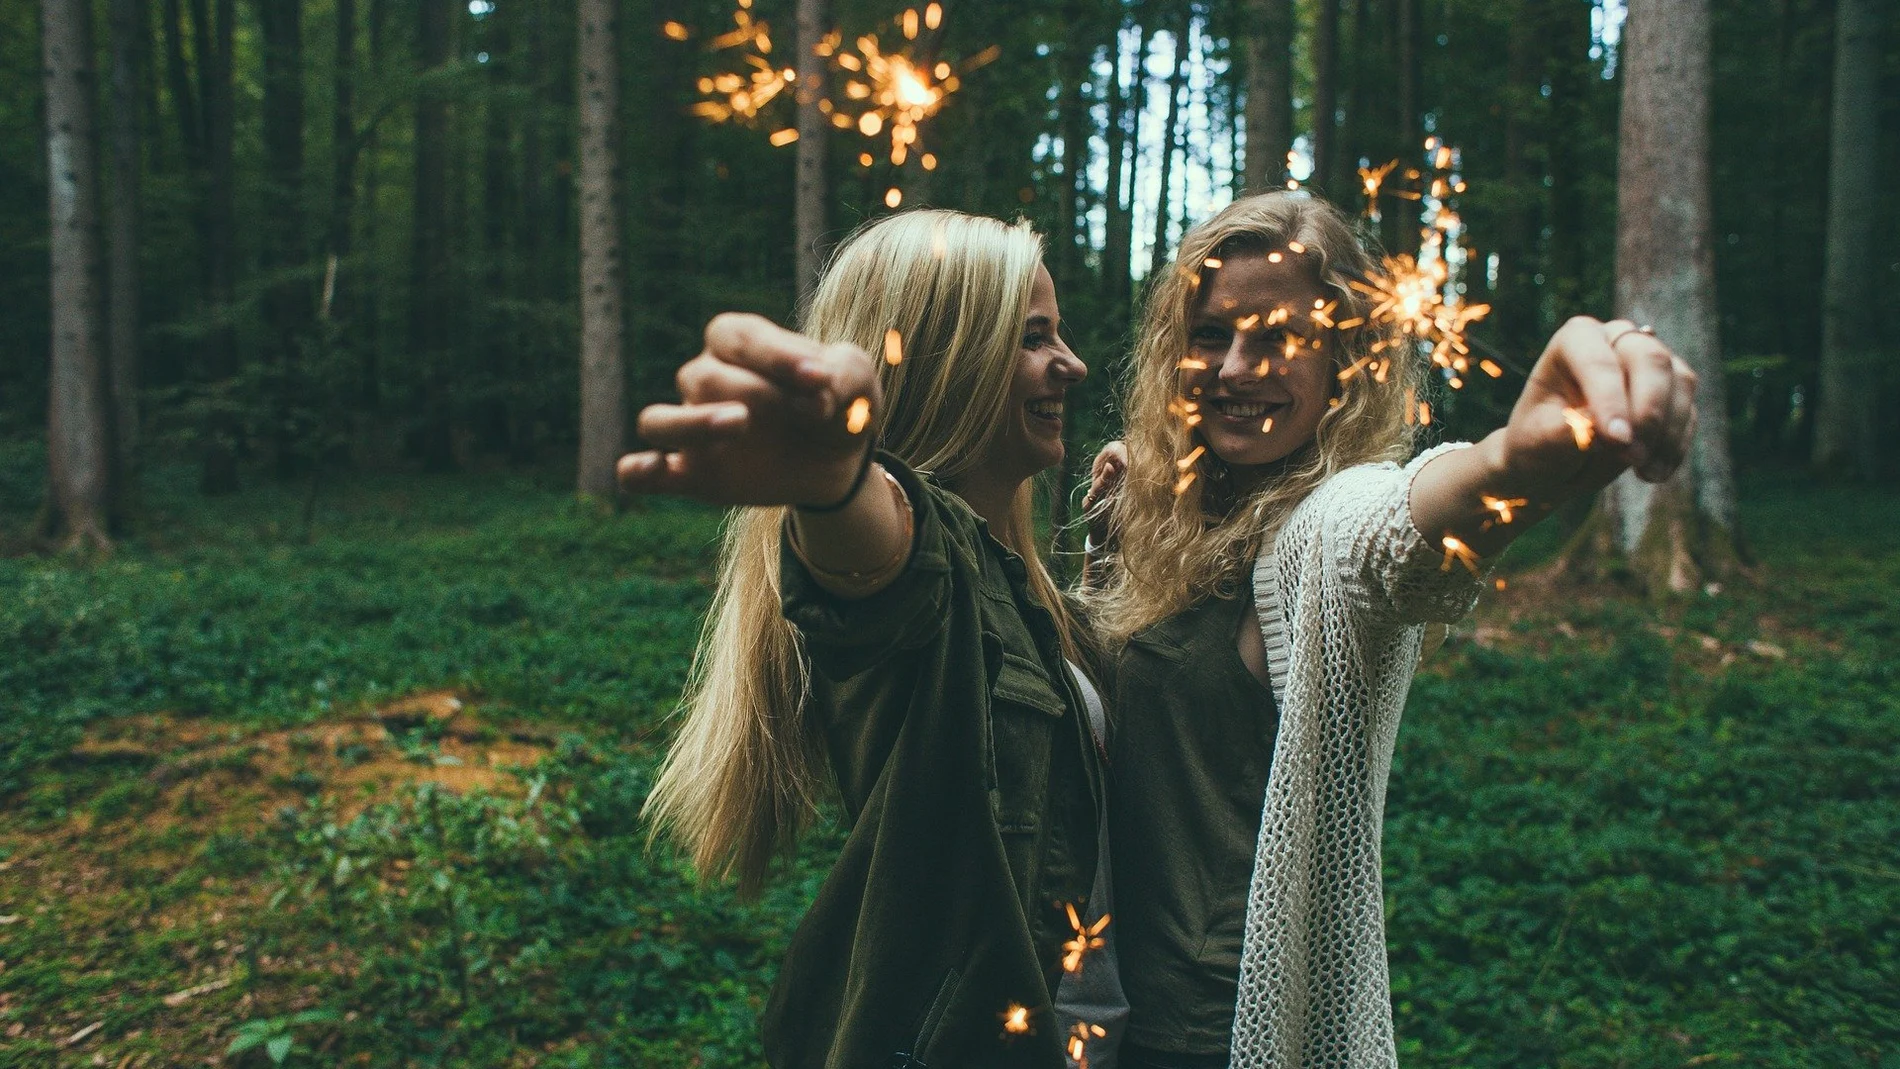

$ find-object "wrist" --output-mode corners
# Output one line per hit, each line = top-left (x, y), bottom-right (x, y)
(796, 443), (877, 512)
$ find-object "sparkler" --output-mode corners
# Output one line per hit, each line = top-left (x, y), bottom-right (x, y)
(1349, 253), (1491, 381)
(1481, 495), (1528, 526)
(688, 0), (797, 124)
(1068, 1022), (1108, 1068)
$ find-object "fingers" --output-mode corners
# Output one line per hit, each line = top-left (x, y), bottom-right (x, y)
(702, 313), (840, 393)
(1636, 357), (1699, 483)
(636, 402), (750, 449)
(616, 450), (694, 495)
(1547, 317), (1636, 448)
(1618, 330), (1678, 475)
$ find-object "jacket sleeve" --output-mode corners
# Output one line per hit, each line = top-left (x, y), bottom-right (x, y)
(1300, 441), (1495, 628)
(779, 453), (957, 681)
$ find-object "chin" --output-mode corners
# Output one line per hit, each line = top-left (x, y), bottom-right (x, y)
(1204, 428), (1293, 469)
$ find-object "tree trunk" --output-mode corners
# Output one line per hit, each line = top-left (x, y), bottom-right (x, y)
(1395, 0), (1418, 165)
(1493, 1), (1541, 355)
(1054, 13), (1089, 292)
(259, 0), (310, 473)
(198, 0), (239, 494)
(1150, 13), (1190, 278)
(107, 0), (145, 523)
(42, 0), (114, 552)
(1101, 17), (1130, 310)
(409, 0), (455, 471)
(328, 0), (355, 310)
(1105, 21), (1147, 310)
(795, 0), (828, 307)
(576, 0), (625, 499)
(1584, 0), (1741, 592)
(1310, 0), (1340, 195)
(1243, 0), (1291, 191)
(1811, 0), (1881, 479)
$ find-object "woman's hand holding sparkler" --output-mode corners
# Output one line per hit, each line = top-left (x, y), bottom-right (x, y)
(619, 313), (915, 598)
(1413, 315), (1699, 560)
(618, 313), (881, 508)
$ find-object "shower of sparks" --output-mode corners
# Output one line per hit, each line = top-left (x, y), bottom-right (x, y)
(1060, 903), (1112, 974)
(1001, 1004), (1031, 1035)
(845, 396), (872, 434)
(1350, 253), (1490, 382)
(1068, 1022), (1108, 1068)
(884, 328), (904, 365)
(682, 2), (993, 189)
(1481, 495), (1528, 526)
(1440, 534), (1480, 575)
(1562, 407), (1595, 449)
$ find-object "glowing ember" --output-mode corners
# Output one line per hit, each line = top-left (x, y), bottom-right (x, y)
(884, 328), (904, 365)
(1358, 159), (1399, 216)
(1001, 1003), (1031, 1035)
(1060, 903), (1112, 974)
(1176, 446), (1205, 472)
(1067, 1022), (1108, 1067)
(1479, 359), (1503, 378)
(769, 128), (799, 146)
(1562, 407), (1595, 450)
(1440, 534), (1480, 575)
(1350, 253), (1491, 377)
(1481, 495), (1528, 525)
(1204, 257), (1224, 269)
(1174, 470), (1197, 496)
(845, 396), (872, 434)
(1261, 416), (1275, 434)
(662, 20), (691, 41)
(885, 186), (903, 208)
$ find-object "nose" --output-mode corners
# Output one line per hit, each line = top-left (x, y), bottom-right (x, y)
(1216, 331), (1263, 387)
(1051, 341), (1088, 385)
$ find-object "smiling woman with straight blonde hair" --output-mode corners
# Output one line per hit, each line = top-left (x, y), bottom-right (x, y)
(626, 209), (1122, 1069)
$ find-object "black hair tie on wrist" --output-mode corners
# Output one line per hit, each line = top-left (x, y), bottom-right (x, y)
(797, 441), (879, 513)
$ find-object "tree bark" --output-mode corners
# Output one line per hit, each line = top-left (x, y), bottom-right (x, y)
(107, 0), (145, 522)
(409, 0), (455, 471)
(328, 0), (355, 310)
(1054, 7), (1090, 292)
(42, 0), (114, 551)
(1811, 0), (1881, 478)
(576, 0), (625, 499)
(1592, 0), (1741, 591)
(1243, 0), (1292, 192)
(1101, 17), (1130, 309)
(795, 0), (828, 307)
(198, 0), (239, 494)
(1395, 0), (1419, 165)
(1150, 12), (1190, 278)
(258, 0), (308, 358)
(1310, 0), (1340, 195)
(1105, 21), (1148, 309)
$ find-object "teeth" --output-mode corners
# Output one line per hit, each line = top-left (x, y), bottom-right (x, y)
(1027, 401), (1064, 417)
(1215, 400), (1274, 418)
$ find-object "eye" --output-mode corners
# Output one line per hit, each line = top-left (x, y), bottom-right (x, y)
(1022, 332), (1048, 350)
(1189, 325), (1228, 346)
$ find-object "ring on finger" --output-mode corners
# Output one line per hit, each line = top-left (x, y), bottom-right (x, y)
(1606, 323), (1656, 350)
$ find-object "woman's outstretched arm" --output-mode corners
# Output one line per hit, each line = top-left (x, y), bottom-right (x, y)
(1409, 316), (1699, 560)
(617, 313), (913, 597)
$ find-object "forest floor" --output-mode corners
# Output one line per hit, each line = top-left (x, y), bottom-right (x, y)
(1, 442), (1895, 1068)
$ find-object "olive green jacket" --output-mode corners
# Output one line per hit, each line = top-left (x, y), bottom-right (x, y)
(761, 456), (1105, 1069)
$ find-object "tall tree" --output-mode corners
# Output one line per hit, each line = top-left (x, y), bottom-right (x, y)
(1811, 0), (1881, 478)
(575, 0), (624, 498)
(1310, 0), (1340, 194)
(1395, 0), (1418, 163)
(1592, 0), (1741, 591)
(1105, 19), (1150, 308)
(795, 0), (828, 306)
(258, 0), (308, 362)
(328, 0), (356, 313)
(107, 0), (146, 519)
(42, 0), (114, 550)
(1150, 10), (1191, 277)
(409, 0), (454, 470)
(1102, 13), (1132, 310)
(1242, 0), (1291, 191)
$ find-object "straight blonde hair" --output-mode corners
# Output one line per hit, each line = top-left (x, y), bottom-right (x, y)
(643, 210), (1085, 894)
(1084, 192), (1421, 646)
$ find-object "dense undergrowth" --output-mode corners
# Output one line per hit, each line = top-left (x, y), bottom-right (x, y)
(1, 442), (1895, 1066)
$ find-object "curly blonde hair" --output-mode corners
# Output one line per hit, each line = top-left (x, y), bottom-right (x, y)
(1085, 192), (1424, 645)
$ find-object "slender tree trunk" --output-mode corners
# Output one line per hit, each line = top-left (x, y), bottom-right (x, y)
(1243, 0), (1292, 191)
(576, 0), (625, 499)
(161, 0), (202, 170)
(1812, 0), (1881, 478)
(199, 0), (239, 494)
(329, 0), (356, 309)
(1494, 1), (1541, 354)
(259, 0), (310, 473)
(1106, 21), (1147, 309)
(409, 0), (455, 470)
(795, 0), (828, 307)
(1396, 0), (1418, 162)
(1339, 0), (1370, 182)
(107, 0), (145, 522)
(1590, 0), (1741, 591)
(1310, 0), (1340, 195)
(1054, 13), (1089, 291)
(1102, 18), (1130, 308)
(42, 0), (114, 551)
(1150, 13), (1190, 277)
(1543, 0), (1592, 320)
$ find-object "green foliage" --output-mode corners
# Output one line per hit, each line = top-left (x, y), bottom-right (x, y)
(1, 470), (1894, 1065)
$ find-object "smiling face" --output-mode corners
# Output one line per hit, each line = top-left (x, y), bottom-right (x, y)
(974, 263), (1088, 482)
(1179, 250), (1335, 473)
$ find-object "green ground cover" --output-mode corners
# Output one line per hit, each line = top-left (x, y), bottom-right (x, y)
(1, 441), (1895, 1067)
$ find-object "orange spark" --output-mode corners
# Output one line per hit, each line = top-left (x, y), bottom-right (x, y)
(1481, 495), (1528, 525)
(884, 328), (904, 365)
(1001, 1003), (1031, 1035)
(1288, 240), (1307, 254)
(1060, 903), (1111, 973)
(1440, 534), (1480, 575)
(845, 396), (872, 434)
(1174, 470), (1198, 495)
(1562, 407), (1594, 450)
(1176, 446), (1205, 471)
(1204, 256), (1224, 269)
(662, 20), (691, 41)
(885, 186), (903, 208)
(925, 3), (943, 29)
(1261, 416), (1275, 434)
(1067, 1022), (1108, 1067)
(1480, 359), (1503, 378)
(769, 128), (799, 146)
(1177, 357), (1208, 370)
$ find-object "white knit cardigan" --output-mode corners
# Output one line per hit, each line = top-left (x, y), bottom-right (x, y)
(1229, 442), (1490, 1069)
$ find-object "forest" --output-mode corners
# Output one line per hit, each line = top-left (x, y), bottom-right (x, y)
(3, 0), (1898, 1065)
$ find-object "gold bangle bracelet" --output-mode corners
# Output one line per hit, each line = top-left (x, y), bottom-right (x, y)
(786, 466), (915, 593)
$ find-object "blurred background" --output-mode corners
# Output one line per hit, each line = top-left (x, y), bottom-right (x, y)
(2, 0), (1896, 1065)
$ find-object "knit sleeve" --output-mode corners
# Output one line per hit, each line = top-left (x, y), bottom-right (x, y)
(1303, 441), (1494, 628)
